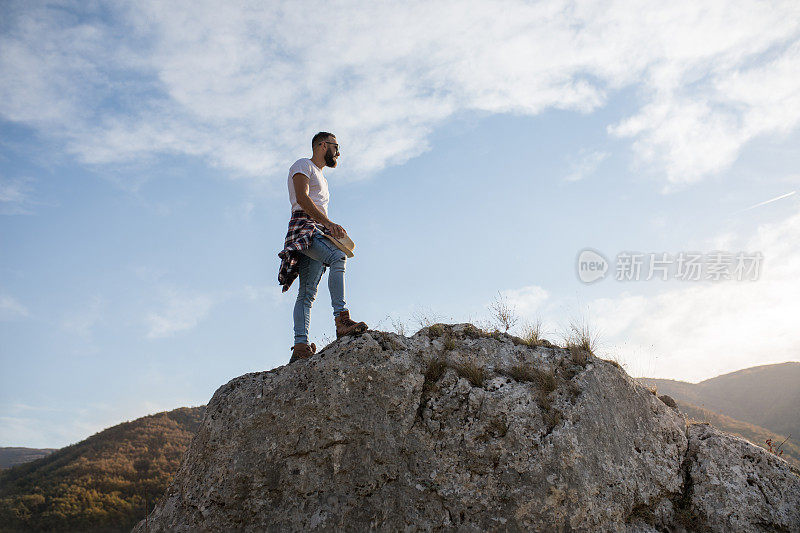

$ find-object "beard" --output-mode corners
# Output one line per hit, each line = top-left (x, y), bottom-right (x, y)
(324, 150), (337, 168)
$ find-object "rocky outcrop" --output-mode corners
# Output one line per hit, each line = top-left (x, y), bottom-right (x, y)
(134, 325), (800, 532)
(682, 424), (800, 531)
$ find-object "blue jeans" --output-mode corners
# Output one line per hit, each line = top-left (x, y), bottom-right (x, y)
(293, 232), (348, 345)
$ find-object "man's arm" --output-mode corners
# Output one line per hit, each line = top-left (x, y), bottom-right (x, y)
(292, 173), (346, 238)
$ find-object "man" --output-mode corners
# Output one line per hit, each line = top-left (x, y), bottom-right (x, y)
(278, 132), (367, 364)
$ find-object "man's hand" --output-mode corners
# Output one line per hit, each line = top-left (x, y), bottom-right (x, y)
(326, 222), (346, 238)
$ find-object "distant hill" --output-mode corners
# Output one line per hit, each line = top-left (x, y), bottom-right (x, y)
(0, 406), (205, 532)
(639, 362), (800, 440)
(0, 448), (57, 470)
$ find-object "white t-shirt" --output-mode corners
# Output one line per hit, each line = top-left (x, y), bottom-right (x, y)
(287, 158), (330, 217)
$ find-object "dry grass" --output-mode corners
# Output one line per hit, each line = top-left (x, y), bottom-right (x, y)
(424, 356), (448, 384)
(443, 334), (456, 351)
(318, 333), (334, 351)
(502, 363), (562, 431)
(519, 319), (544, 346)
(471, 318), (497, 335)
(412, 308), (445, 330)
(488, 330), (505, 342)
(462, 322), (504, 341)
(766, 436), (790, 458)
(425, 323), (445, 337)
(507, 365), (557, 393)
(463, 323), (484, 339)
(388, 316), (407, 337)
(569, 345), (589, 367)
(454, 360), (487, 387)
(562, 317), (599, 356)
(489, 292), (519, 333)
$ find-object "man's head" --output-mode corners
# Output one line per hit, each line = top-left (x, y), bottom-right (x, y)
(312, 131), (339, 168)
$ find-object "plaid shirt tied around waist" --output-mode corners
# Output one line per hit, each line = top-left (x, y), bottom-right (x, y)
(277, 210), (329, 292)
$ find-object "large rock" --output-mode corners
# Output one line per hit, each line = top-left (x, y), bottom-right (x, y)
(683, 423), (800, 531)
(134, 325), (800, 532)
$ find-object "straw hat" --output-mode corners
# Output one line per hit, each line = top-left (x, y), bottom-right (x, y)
(324, 233), (355, 258)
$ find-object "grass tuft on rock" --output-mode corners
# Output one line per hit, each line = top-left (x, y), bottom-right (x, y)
(425, 324), (445, 337)
(463, 323), (484, 338)
(569, 345), (590, 367)
(507, 365), (557, 393)
(442, 334), (456, 351)
(519, 319), (555, 348)
(562, 318), (599, 356)
(454, 360), (487, 387)
(423, 356), (448, 385)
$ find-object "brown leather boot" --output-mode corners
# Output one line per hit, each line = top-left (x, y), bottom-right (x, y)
(289, 342), (316, 364)
(335, 310), (368, 339)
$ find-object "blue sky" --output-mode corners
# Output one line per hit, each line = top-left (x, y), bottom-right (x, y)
(1, 0), (799, 447)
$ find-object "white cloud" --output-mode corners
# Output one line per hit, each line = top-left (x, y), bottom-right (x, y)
(0, 176), (35, 214)
(500, 285), (550, 316)
(1, 1), (798, 187)
(497, 209), (800, 382)
(0, 292), (29, 320)
(143, 283), (280, 339)
(145, 288), (214, 339)
(581, 208), (800, 382)
(239, 284), (282, 303)
(608, 39), (800, 191)
(564, 149), (609, 182)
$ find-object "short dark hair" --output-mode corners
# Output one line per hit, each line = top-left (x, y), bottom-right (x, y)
(312, 131), (335, 148)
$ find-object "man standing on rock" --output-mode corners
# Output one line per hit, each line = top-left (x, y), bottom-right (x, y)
(278, 132), (368, 364)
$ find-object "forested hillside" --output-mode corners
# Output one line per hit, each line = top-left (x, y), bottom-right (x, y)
(0, 406), (204, 532)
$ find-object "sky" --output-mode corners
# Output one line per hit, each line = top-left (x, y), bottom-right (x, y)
(1, 0), (799, 448)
